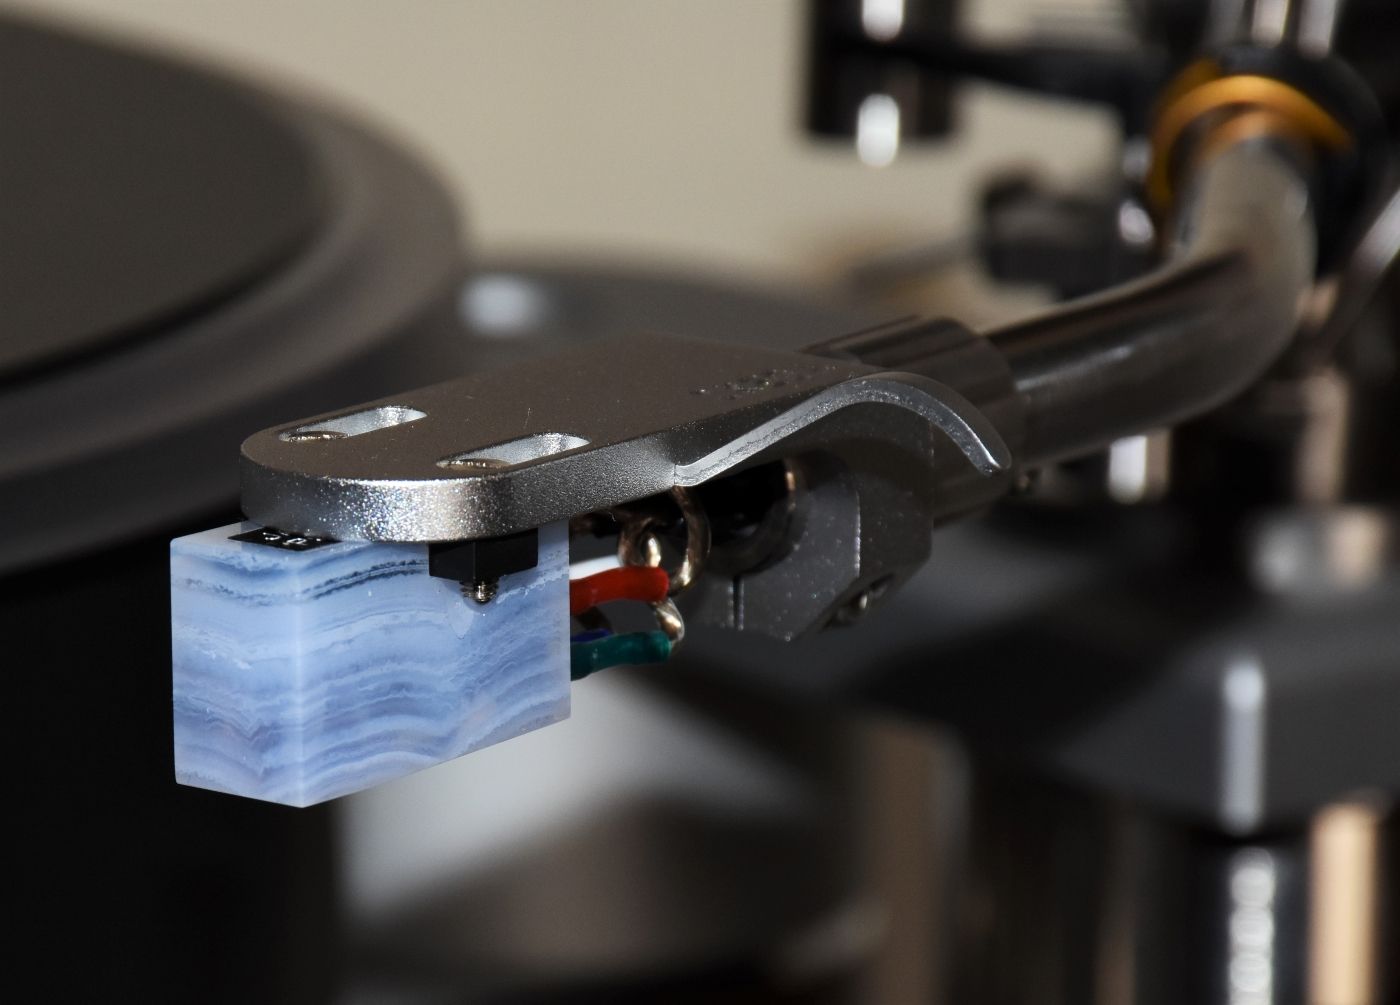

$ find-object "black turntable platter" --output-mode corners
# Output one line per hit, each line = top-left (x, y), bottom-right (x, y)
(0, 17), (320, 383)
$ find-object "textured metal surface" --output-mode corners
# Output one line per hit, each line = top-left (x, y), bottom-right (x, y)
(241, 331), (1012, 543)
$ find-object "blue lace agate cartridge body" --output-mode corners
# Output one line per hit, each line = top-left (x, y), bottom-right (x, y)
(170, 521), (569, 807)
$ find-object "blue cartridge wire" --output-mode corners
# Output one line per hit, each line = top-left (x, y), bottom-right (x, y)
(569, 627), (613, 644)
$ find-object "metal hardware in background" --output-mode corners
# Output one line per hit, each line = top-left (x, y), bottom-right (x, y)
(805, 0), (959, 152)
(1299, 182), (1400, 367)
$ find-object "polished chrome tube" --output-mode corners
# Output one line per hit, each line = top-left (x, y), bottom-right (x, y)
(986, 141), (1316, 466)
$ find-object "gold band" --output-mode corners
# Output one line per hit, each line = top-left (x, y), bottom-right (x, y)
(1148, 69), (1352, 211)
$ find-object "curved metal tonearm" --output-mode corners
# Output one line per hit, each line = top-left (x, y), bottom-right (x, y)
(986, 141), (1316, 465)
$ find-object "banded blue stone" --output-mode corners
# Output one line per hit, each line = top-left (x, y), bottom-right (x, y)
(171, 521), (569, 806)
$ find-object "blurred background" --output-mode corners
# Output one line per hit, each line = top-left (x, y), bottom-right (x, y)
(5, 1), (1397, 1003)
(21, 0), (1114, 281)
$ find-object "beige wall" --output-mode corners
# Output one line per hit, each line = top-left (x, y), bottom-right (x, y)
(16, 0), (1116, 282)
